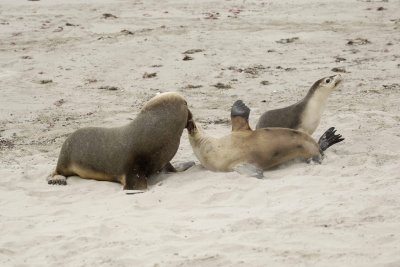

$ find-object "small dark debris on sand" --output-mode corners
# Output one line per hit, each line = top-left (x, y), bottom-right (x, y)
(151, 64), (163, 68)
(97, 36), (112, 40)
(143, 72), (157, 79)
(335, 56), (346, 62)
(377, 7), (386, 11)
(276, 66), (296, 71)
(185, 84), (203, 89)
(382, 83), (400, 90)
(204, 12), (220, 20)
(54, 99), (65, 107)
(260, 80), (271, 85)
(267, 49), (276, 53)
(66, 22), (78, 26)
(86, 78), (98, 84)
(243, 64), (266, 76)
(347, 38), (371, 46)
(0, 138), (15, 150)
(102, 13), (118, 19)
(213, 82), (231, 89)
(40, 79), (53, 84)
(331, 67), (347, 73)
(98, 85), (119, 91)
(212, 118), (230, 125)
(183, 49), (204, 54)
(121, 29), (134, 35)
(21, 55), (32, 59)
(276, 37), (299, 44)
(183, 55), (193, 61)
(228, 66), (243, 72)
(53, 27), (63, 32)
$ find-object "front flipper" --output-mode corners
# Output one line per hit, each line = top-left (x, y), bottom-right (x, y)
(161, 161), (195, 173)
(233, 163), (264, 179)
(124, 172), (148, 190)
(47, 174), (67, 185)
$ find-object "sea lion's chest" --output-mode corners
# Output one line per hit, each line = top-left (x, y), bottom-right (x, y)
(299, 99), (324, 134)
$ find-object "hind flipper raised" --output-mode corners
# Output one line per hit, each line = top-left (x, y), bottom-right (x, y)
(231, 100), (252, 131)
(318, 127), (344, 152)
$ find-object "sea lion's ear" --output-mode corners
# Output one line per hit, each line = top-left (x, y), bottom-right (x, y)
(231, 100), (252, 132)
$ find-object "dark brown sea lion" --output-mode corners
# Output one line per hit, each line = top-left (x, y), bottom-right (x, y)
(48, 92), (192, 190)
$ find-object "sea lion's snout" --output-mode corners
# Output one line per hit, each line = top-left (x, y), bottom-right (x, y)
(186, 109), (196, 134)
(333, 74), (343, 87)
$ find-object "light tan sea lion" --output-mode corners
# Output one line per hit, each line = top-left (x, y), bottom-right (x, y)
(256, 74), (343, 135)
(188, 100), (344, 177)
(48, 92), (192, 190)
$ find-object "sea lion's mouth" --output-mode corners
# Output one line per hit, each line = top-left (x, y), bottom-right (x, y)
(186, 119), (197, 134)
(334, 79), (342, 87)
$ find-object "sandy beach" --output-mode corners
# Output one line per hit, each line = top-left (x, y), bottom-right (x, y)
(1, 0), (400, 266)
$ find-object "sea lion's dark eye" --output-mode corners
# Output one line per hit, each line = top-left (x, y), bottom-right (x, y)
(325, 79), (331, 83)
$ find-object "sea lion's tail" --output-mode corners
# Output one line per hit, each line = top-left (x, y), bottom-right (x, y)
(318, 127), (344, 152)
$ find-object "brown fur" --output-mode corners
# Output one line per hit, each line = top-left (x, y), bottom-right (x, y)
(48, 92), (191, 190)
(188, 104), (322, 174)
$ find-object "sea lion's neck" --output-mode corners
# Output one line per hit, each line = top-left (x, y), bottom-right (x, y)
(304, 88), (331, 116)
(188, 123), (212, 146)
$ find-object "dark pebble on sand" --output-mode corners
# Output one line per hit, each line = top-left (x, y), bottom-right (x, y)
(185, 84), (203, 89)
(40, 79), (53, 84)
(143, 72), (157, 79)
(121, 29), (134, 35)
(213, 83), (231, 89)
(346, 38), (371, 46)
(331, 67), (347, 73)
(98, 86), (119, 91)
(102, 13), (118, 19)
(183, 49), (204, 54)
(276, 37), (299, 44)
(183, 55), (193, 61)
(260, 81), (270, 85)
(335, 56), (346, 62)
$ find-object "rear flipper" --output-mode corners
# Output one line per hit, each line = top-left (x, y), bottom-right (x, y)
(318, 127), (344, 153)
(47, 173), (67, 185)
(231, 100), (250, 120)
(233, 163), (264, 179)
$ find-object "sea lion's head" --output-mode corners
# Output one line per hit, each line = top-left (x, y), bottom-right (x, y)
(309, 74), (343, 96)
(186, 109), (198, 135)
(141, 92), (190, 130)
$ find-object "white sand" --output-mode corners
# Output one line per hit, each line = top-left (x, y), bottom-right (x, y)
(1, 0), (400, 266)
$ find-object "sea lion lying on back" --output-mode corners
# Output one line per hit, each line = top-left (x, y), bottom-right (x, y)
(188, 100), (344, 178)
(48, 92), (192, 190)
(256, 74), (343, 135)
